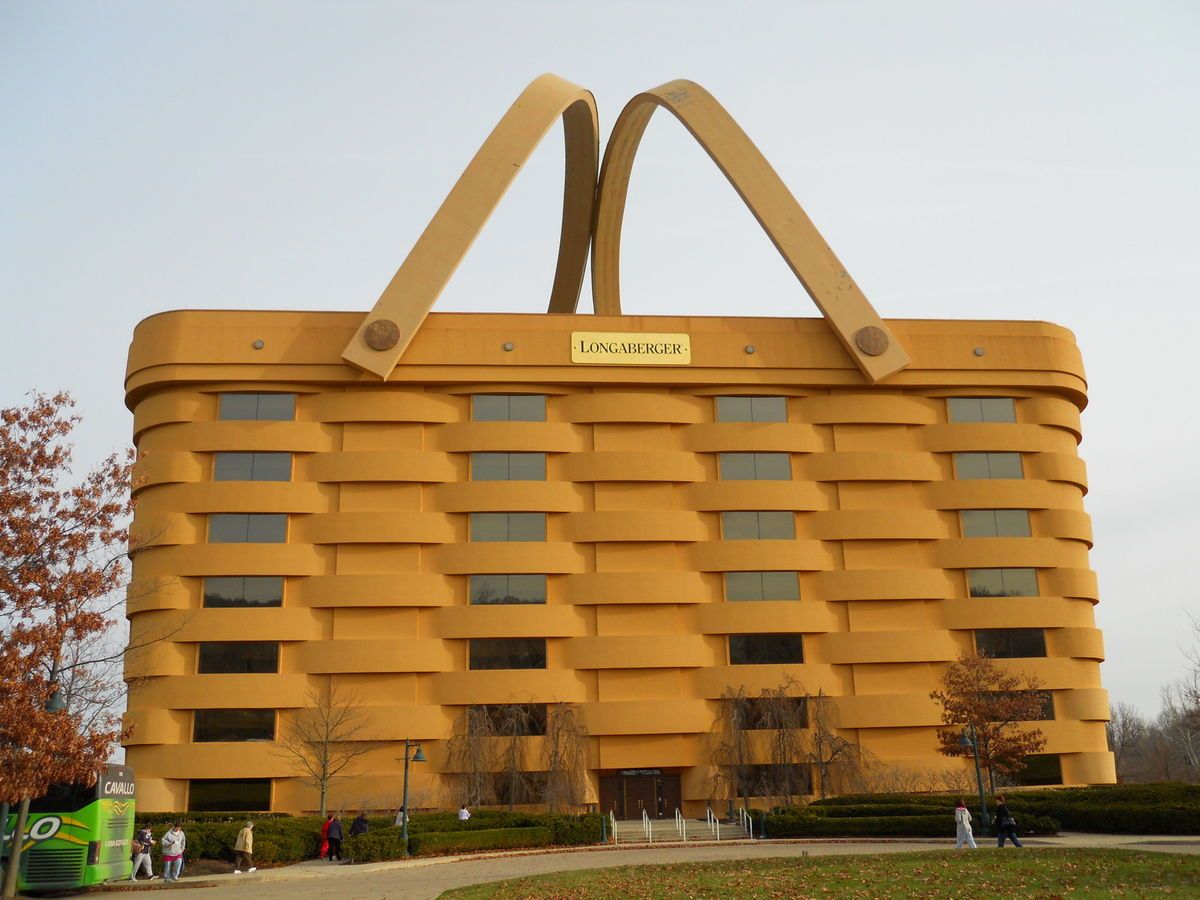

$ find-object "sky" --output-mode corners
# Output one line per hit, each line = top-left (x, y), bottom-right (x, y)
(2, 1), (1197, 717)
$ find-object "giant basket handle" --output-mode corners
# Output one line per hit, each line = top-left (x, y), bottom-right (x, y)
(592, 80), (910, 383)
(343, 74), (599, 379)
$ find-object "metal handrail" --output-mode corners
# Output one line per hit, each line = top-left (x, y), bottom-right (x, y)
(609, 809), (618, 844)
(705, 806), (720, 841)
(642, 807), (653, 843)
(674, 807), (687, 841)
(737, 806), (754, 839)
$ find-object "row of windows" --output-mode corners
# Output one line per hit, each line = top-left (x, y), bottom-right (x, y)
(191, 690), (1054, 746)
(197, 567), (1039, 609)
(214, 393), (1019, 425)
(188, 750), (1064, 811)
(205, 509), (1038, 544)
(193, 628), (1049, 675)
(207, 449), (1025, 484)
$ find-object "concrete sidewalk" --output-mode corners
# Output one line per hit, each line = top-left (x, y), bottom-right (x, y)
(92, 833), (1200, 899)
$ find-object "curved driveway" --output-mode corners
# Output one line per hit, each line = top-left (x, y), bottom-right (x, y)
(104, 834), (1199, 900)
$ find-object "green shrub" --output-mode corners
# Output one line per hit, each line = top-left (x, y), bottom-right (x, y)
(764, 812), (1059, 838)
(343, 827), (406, 863)
(809, 804), (950, 818)
(408, 826), (554, 856)
(135, 811), (291, 826)
(542, 813), (603, 845)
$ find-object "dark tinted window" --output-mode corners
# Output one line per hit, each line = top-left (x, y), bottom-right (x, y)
(471, 453), (546, 481)
(954, 452), (1023, 480)
(470, 513), (546, 541)
(1016, 754), (1063, 786)
(472, 395), (546, 421)
(960, 509), (1031, 538)
(729, 633), (804, 665)
(947, 397), (1016, 424)
(739, 763), (812, 798)
(469, 638), (547, 670)
(715, 396), (787, 422)
(731, 696), (809, 729)
(722, 511), (795, 540)
(188, 779), (272, 812)
(983, 691), (1055, 721)
(719, 453), (791, 480)
(470, 574), (547, 605)
(467, 704), (548, 736)
(214, 452), (292, 481)
(967, 568), (1038, 598)
(29, 781), (99, 813)
(725, 572), (800, 601)
(218, 394), (296, 421)
(204, 576), (284, 608)
(193, 709), (276, 742)
(209, 514), (288, 543)
(974, 628), (1046, 659)
(198, 642), (279, 674)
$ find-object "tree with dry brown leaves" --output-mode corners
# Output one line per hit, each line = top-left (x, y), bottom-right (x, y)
(1, 392), (135, 894)
(930, 650), (1049, 790)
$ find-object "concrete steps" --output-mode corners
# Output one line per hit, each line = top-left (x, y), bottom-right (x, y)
(611, 819), (752, 844)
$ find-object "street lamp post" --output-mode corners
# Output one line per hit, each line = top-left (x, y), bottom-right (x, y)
(398, 739), (425, 857)
(959, 724), (990, 832)
(2, 678), (67, 898)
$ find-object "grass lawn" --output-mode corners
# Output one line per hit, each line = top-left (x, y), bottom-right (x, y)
(439, 848), (1200, 899)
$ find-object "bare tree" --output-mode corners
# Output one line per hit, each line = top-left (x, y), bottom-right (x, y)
(712, 680), (824, 808)
(1107, 702), (1148, 781)
(1159, 683), (1200, 777)
(444, 705), (498, 808)
(541, 702), (588, 812)
(711, 685), (754, 810)
(805, 689), (862, 799)
(273, 683), (379, 817)
(445, 703), (559, 810)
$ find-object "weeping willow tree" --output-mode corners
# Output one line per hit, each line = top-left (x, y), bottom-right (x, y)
(541, 702), (589, 812)
(445, 702), (587, 811)
(713, 679), (839, 807)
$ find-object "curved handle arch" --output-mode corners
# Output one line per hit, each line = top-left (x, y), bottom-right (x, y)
(591, 80), (909, 383)
(343, 74), (599, 379)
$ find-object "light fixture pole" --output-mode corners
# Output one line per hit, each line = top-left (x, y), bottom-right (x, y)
(3, 675), (67, 898)
(959, 723), (990, 832)
(399, 738), (426, 857)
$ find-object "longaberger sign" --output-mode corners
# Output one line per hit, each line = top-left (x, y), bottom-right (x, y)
(571, 331), (691, 366)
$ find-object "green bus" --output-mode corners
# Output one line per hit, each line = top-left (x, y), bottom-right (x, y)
(2, 764), (134, 892)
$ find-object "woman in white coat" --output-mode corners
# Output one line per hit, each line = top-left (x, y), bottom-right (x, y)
(954, 799), (977, 849)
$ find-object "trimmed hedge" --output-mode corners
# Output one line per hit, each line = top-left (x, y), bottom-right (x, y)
(764, 812), (1060, 838)
(135, 811), (291, 826)
(409, 826), (554, 856)
(344, 814), (602, 862)
(806, 784), (1200, 835)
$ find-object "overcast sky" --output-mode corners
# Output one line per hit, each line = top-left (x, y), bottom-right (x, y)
(2, 1), (1197, 716)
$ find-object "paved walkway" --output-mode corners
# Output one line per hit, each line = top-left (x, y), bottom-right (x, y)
(92, 834), (1200, 900)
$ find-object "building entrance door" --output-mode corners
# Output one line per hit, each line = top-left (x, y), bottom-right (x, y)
(598, 770), (681, 819)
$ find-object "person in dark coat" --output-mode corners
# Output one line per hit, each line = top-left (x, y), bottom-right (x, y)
(326, 814), (345, 861)
(349, 812), (369, 837)
(994, 795), (1023, 848)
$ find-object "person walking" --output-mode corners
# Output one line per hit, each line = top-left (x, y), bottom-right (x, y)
(994, 795), (1023, 848)
(233, 820), (257, 873)
(953, 799), (977, 849)
(161, 823), (186, 882)
(130, 825), (156, 881)
(319, 815), (332, 859)
(349, 812), (369, 838)
(394, 808), (408, 828)
(326, 814), (345, 861)
(458, 805), (471, 821)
